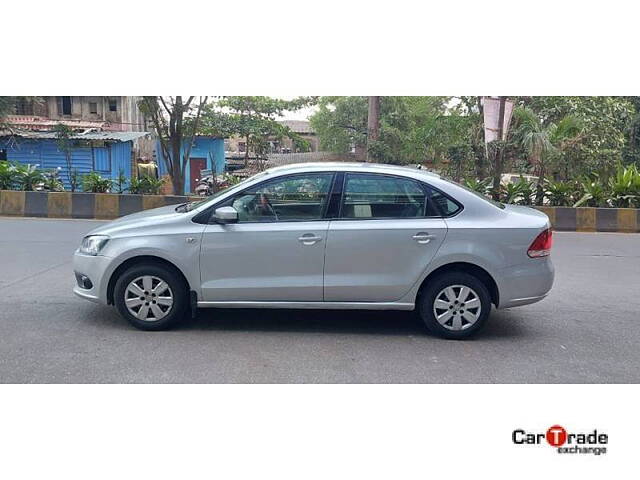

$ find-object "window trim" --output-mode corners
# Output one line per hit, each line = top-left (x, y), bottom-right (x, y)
(204, 171), (337, 224)
(335, 171), (437, 221)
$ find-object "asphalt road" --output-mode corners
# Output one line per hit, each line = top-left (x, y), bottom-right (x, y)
(0, 217), (638, 383)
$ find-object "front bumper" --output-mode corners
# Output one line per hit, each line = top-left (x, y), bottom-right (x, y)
(496, 257), (555, 309)
(72, 251), (114, 305)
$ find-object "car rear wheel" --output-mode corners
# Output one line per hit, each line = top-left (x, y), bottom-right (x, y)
(114, 264), (188, 331)
(418, 271), (491, 339)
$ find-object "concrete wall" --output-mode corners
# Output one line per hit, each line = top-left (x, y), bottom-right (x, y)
(0, 191), (200, 220)
(1, 192), (639, 230)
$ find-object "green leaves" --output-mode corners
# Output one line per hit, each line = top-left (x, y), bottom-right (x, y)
(128, 175), (165, 195)
(199, 97), (314, 162)
(82, 171), (113, 193)
(0, 161), (46, 191)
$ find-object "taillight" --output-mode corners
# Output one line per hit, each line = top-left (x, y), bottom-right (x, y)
(527, 228), (553, 258)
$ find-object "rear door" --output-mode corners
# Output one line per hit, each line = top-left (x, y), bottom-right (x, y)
(324, 172), (447, 302)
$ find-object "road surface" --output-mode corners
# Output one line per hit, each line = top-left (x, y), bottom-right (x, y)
(0, 217), (638, 383)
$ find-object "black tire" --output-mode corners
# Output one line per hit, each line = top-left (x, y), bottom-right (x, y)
(114, 263), (188, 331)
(418, 271), (491, 340)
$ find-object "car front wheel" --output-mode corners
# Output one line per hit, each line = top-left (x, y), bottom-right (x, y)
(114, 264), (188, 331)
(418, 271), (491, 339)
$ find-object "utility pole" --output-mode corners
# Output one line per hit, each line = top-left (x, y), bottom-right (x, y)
(366, 96), (380, 162)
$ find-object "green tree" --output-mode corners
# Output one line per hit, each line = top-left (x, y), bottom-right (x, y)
(310, 96), (451, 164)
(140, 96), (208, 195)
(511, 106), (582, 204)
(517, 96), (634, 178)
(199, 96), (316, 169)
(53, 123), (79, 192)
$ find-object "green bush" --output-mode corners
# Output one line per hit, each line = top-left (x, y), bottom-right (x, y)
(545, 180), (575, 206)
(15, 163), (45, 191)
(129, 175), (165, 195)
(608, 164), (640, 208)
(462, 163), (640, 209)
(82, 171), (113, 193)
(0, 161), (18, 190)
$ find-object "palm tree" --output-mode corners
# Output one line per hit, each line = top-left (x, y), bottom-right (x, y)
(512, 107), (582, 205)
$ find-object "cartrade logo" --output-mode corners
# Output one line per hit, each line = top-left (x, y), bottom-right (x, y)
(512, 425), (608, 455)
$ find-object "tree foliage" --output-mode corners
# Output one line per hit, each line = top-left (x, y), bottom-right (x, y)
(310, 96), (640, 186)
(199, 96), (316, 168)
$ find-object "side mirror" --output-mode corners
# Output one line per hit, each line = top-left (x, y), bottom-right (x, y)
(214, 206), (238, 224)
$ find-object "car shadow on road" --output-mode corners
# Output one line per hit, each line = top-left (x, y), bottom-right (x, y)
(83, 303), (530, 339)
(171, 308), (531, 339)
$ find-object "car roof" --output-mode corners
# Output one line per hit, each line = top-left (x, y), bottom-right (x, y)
(264, 162), (441, 179)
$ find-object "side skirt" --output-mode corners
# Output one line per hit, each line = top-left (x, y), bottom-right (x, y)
(196, 301), (415, 311)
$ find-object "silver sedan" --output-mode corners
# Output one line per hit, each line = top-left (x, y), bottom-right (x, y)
(73, 162), (554, 339)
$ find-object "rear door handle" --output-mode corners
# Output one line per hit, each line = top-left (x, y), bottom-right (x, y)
(413, 232), (435, 244)
(298, 234), (323, 245)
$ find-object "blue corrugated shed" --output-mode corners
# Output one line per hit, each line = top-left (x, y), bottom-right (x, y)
(0, 134), (137, 190)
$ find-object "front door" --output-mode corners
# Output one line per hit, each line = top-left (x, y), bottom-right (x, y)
(324, 172), (447, 302)
(189, 157), (206, 194)
(199, 172), (334, 302)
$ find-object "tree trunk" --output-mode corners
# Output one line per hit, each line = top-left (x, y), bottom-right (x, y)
(244, 135), (250, 168)
(475, 96), (486, 179)
(366, 96), (380, 162)
(535, 159), (545, 206)
(491, 97), (507, 200)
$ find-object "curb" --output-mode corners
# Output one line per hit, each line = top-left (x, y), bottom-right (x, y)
(0, 190), (201, 220)
(533, 206), (639, 232)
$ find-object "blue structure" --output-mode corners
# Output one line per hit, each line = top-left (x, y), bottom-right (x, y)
(156, 136), (225, 194)
(0, 131), (150, 190)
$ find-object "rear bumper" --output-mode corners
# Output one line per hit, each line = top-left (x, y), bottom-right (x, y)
(496, 257), (554, 309)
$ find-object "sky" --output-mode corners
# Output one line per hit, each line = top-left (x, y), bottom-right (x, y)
(279, 97), (318, 121)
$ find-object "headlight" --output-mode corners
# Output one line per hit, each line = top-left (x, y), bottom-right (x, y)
(79, 235), (110, 256)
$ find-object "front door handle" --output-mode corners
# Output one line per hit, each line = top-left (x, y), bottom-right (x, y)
(298, 233), (323, 245)
(412, 232), (435, 244)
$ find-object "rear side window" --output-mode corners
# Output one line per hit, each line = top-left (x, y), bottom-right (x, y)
(341, 173), (427, 219)
(426, 187), (462, 217)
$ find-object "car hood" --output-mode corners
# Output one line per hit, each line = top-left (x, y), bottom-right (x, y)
(87, 204), (185, 237)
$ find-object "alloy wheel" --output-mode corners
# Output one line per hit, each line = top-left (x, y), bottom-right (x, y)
(124, 275), (174, 322)
(432, 285), (482, 331)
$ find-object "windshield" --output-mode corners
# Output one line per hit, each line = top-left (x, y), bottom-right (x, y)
(177, 173), (267, 212)
(454, 181), (506, 209)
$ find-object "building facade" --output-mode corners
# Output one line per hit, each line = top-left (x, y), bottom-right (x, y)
(6, 96), (147, 132)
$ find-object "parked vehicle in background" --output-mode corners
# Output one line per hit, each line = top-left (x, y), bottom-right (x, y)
(73, 163), (554, 339)
(501, 173), (539, 186)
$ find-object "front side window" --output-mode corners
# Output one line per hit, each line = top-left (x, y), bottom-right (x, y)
(228, 173), (334, 222)
(341, 173), (427, 219)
